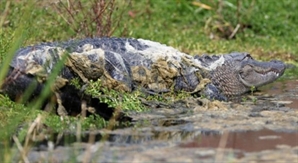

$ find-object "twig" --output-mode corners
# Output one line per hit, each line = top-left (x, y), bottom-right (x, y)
(214, 130), (229, 162)
(82, 131), (96, 163)
(12, 135), (30, 163)
(24, 114), (42, 147)
(0, 1), (10, 30)
(229, 24), (241, 39)
(51, 0), (129, 38)
(217, 0), (223, 16)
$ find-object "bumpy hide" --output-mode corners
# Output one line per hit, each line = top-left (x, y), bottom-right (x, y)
(1, 38), (286, 119)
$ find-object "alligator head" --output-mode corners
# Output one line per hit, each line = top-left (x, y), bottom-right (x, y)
(195, 52), (286, 99)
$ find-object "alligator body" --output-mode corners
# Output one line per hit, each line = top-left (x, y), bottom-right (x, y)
(1, 38), (286, 119)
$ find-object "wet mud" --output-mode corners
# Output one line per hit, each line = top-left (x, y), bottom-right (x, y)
(12, 79), (298, 162)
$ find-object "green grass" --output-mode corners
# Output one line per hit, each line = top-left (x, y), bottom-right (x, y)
(0, 0), (298, 161)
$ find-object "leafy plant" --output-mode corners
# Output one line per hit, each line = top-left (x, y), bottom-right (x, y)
(85, 79), (147, 112)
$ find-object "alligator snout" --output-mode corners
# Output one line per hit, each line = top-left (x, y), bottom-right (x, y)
(269, 60), (286, 75)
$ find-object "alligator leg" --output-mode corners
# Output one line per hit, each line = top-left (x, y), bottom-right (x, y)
(201, 83), (228, 101)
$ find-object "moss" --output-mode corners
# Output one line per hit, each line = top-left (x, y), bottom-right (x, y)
(84, 79), (147, 112)
(69, 77), (83, 90)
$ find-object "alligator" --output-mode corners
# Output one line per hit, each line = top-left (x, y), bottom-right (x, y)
(1, 38), (286, 120)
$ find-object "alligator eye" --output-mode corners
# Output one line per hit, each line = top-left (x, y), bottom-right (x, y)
(241, 54), (253, 61)
(246, 54), (252, 59)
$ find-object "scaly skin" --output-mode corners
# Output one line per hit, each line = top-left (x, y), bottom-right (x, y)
(1, 38), (286, 119)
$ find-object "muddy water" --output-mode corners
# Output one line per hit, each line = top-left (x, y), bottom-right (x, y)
(180, 129), (298, 152)
(260, 79), (298, 109)
(17, 79), (298, 162)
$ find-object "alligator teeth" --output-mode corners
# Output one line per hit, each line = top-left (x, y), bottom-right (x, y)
(269, 71), (279, 76)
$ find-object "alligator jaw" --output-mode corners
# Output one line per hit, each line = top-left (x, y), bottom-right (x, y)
(238, 60), (286, 88)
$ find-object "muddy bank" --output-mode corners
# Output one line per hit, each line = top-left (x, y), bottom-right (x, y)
(11, 79), (298, 162)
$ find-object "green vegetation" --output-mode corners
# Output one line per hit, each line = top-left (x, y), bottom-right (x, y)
(85, 79), (147, 112)
(0, 0), (298, 161)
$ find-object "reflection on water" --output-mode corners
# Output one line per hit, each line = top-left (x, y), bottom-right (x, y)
(34, 128), (298, 153)
(180, 129), (298, 152)
(260, 79), (298, 109)
(34, 128), (220, 149)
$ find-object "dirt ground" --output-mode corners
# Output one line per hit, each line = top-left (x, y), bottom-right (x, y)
(12, 79), (298, 163)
